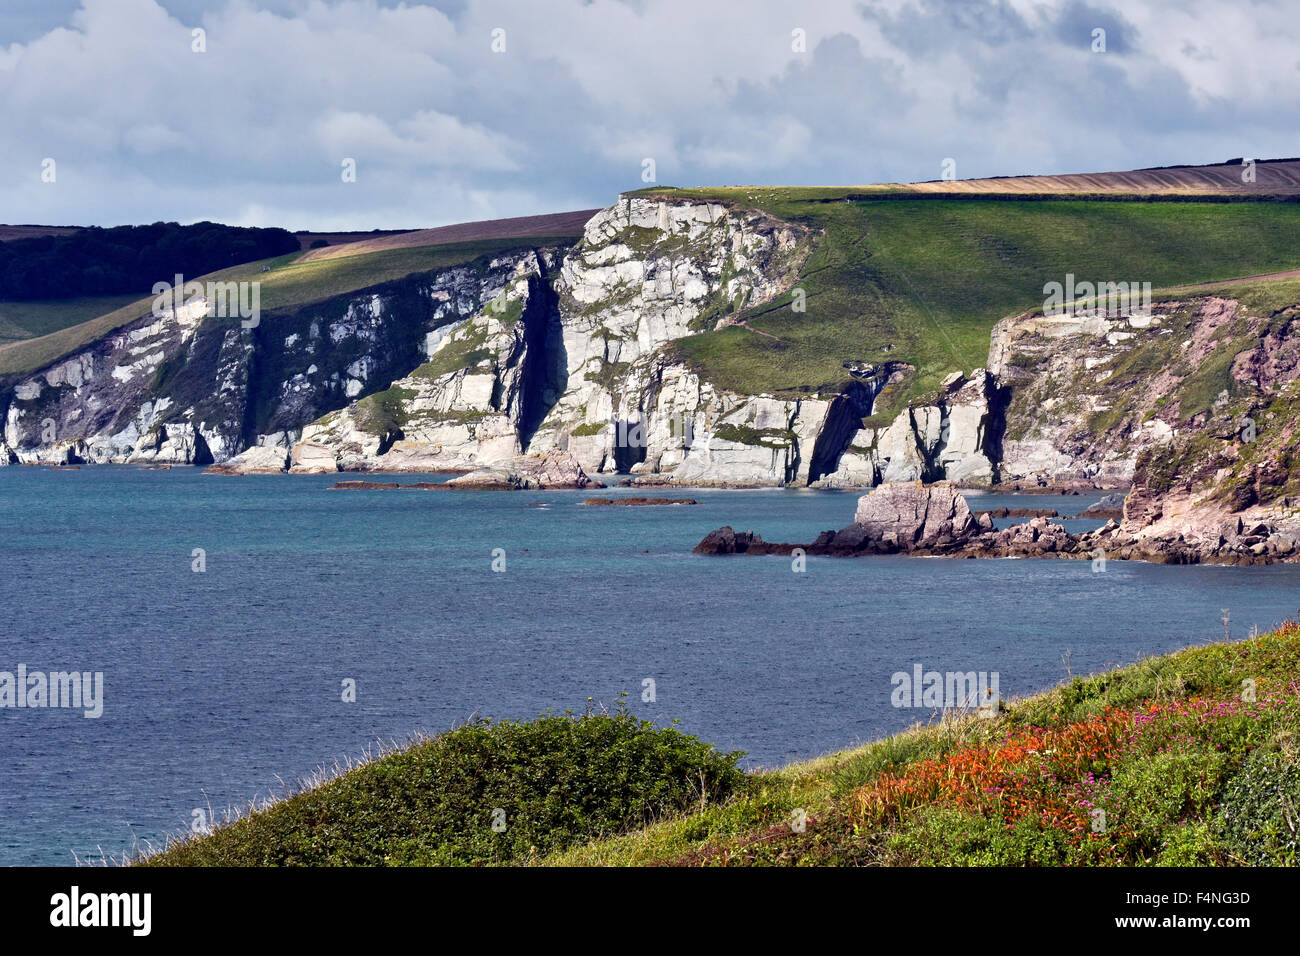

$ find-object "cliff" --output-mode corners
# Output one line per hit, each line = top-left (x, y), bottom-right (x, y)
(1, 248), (564, 466)
(5, 190), (1300, 559)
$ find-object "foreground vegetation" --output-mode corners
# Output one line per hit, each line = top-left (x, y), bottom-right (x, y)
(143, 623), (1300, 867)
(551, 622), (1300, 866)
(143, 707), (743, 866)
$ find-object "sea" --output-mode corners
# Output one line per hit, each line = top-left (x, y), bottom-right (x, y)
(2, 465), (1298, 864)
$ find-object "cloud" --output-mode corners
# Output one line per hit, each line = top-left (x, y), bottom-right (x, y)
(0, 0), (1297, 229)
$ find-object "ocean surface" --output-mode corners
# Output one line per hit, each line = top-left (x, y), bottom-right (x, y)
(2, 465), (1299, 865)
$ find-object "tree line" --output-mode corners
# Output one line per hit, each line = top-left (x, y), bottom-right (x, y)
(0, 221), (300, 301)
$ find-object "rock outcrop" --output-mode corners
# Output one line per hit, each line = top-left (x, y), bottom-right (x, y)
(695, 478), (1300, 565)
(852, 481), (977, 549)
(2, 248), (563, 466)
(441, 450), (601, 490)
(205, 444), (289, 475)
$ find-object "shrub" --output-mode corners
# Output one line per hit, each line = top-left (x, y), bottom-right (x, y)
(145, 707), (745, 866)
(1215, 749), (1300, 866)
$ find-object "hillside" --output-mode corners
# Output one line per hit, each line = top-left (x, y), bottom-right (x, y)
(6, 162), (1300, 505)
(0, 212), (593, 376)
(639, 193), (1300, 415)
(296, 209), (601, 263)
(903, 157), (1300, 196)
(139, 622), (1300, 867)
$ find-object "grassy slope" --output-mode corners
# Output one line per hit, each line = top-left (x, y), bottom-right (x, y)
(0, 294), (143, 344)
(640, 190), (1300, 418)
(0, 234), (580, 379)
(141, 708), (744, 867)
(137, 623), (1300, 867)
(548, 622), (1300, 866)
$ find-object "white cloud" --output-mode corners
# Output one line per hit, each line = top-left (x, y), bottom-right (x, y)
(0, 0), (1296, 229)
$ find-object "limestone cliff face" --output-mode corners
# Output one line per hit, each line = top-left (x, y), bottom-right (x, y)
(813, 369), (1004, 489)
(527, 198), (810, 478)
(10, 191), (1298, 521)
(1, 250), (551, 465)
(282, 196), (1008, 486)
(292, 256), (563, 473)
(285, 196), (844, 483)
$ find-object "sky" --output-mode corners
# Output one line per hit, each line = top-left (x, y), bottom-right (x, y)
(1, 0), (1297, 230)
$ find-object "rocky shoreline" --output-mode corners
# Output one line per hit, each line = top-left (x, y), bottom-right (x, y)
(316, 450), (603, 491)
(581, 497), (698, 506)
(693, 481), (1300, 566)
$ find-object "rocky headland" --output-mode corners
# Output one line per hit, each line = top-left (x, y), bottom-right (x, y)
(694, 480), (1300, 565)
(7, 193), (1300, 558)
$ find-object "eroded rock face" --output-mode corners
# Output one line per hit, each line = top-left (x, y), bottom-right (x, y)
(2, 250), (554, 465)
(293, 196), (824, 484)
(204, 444), (290, 475)
(986, 295), (1300, 489)
(813, 370), (1002, 489)
(443, 449), (601, 490)
(293, 265), (556, 473)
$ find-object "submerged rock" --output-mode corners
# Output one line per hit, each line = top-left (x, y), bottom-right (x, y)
(326, 451), (600, 492)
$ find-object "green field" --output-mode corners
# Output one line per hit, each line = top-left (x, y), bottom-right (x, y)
(138, 622), (1300, 867)
(7, 195), (1300, 411)
(0, 235), (580, 379)
(0, 294), (145, 345)
(645, 192), (1300, 415)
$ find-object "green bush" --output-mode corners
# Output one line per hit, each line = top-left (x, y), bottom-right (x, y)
(1215, 750), (1300, 866)
(882, 808), (1080, 866)
(1155, 821), (1220, 866)
(1102, 750), (1233, 859)
(146, 708), (745, 866)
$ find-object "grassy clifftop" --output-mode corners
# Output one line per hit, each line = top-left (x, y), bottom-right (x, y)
(141, 622), (1300, 867)
(637, 190), (1300, 416)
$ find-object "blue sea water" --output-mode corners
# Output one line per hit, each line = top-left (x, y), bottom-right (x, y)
(2, 465), (1299, 865)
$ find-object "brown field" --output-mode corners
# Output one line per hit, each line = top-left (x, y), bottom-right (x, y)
(291, 229), (409, 250)
(296, 209), (599, 262)
(902, 158), (1300, 195)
